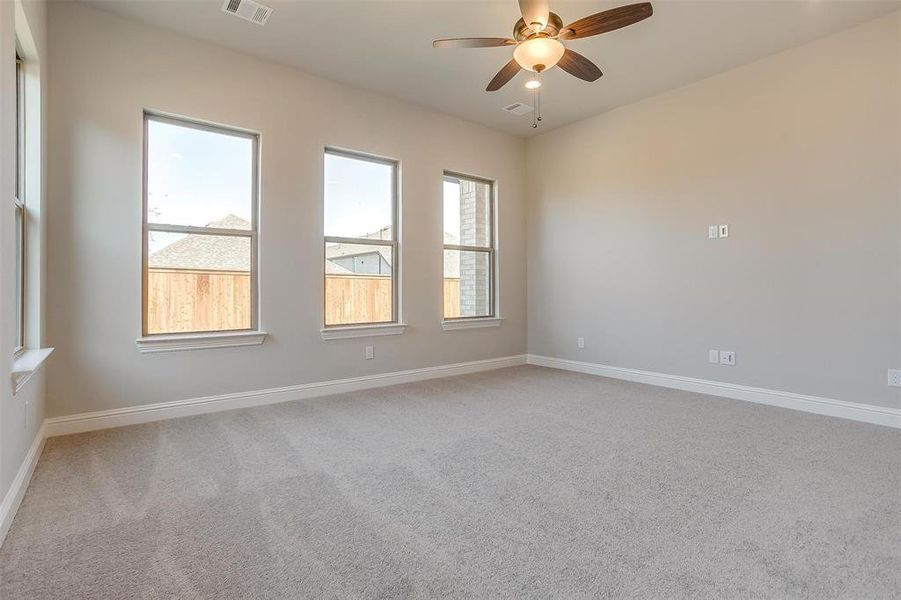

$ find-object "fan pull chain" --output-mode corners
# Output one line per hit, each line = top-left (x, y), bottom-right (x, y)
(531, 86), (537, 128)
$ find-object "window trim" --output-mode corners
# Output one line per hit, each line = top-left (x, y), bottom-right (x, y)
(442, 170), (497, 321)
(322, 147), (400, 329)
(12, 347), (54, 393)
(141, 111), (260, 338)
(135, 330), (266, 353)
(12, 25), (55, 391)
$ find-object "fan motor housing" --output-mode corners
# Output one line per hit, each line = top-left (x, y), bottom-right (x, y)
(514, 12), (564, 41)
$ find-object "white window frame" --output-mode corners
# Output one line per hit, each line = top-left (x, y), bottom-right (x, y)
(322, 147), (401, 334)
(140, 112), (261, 339)
(442, 171), (499, 327)
(11, 18), (56, 392)
(14, 52), (25, 355)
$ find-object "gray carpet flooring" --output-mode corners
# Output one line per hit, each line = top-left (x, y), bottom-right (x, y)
(1, 365), (899, 599)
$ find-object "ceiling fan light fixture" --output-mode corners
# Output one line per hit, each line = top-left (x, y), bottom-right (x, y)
(513, 37), (565, 72)
(525, 77), (541, 90)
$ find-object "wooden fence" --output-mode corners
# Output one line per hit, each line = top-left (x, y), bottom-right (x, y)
(324, 275), (462, 324)
(146, 269), (251, 334)
(443, 277), (461, 319)
(324, 274), (393, 325)
(147, 269), (462, 333)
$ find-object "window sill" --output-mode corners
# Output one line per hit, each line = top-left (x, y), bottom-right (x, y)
(136, 331), (267, 354)
(442, 317), (503, 331)
(12, 347), (54, 394)
(321, 323), (407, 340)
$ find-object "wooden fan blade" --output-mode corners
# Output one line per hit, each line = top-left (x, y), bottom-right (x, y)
(557, 48), (603, 82)
(486, 59), (522, 91)
(519, 0), (550, 31)
(433, 38), (516, 48)
(559, 2), (653, 40)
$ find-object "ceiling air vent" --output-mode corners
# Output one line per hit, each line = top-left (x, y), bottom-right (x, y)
(222, 0), (272, 25)
(503, 102), (533, 117)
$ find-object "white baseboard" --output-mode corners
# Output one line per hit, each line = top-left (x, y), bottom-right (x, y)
(45, 354), (528, 437)
(0, 422), (46, 546)
(527, 354), (901, 429)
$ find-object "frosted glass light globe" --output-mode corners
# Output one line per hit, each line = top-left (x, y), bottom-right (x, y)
(513, 37), (565, 72)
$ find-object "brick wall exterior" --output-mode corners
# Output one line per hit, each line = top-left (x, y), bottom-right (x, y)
(459, 180), (490, 316)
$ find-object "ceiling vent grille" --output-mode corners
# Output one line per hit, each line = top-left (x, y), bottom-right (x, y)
(503, 102), (533, 116)
(222, 0), (272, 25)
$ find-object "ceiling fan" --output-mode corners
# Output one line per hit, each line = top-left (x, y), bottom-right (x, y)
(433, 0), (653, 92)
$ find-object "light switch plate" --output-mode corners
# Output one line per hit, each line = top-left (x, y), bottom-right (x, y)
(708, 225), (719, 239)
(708, 350), (720, 364)
(718, 224), (729, 238)
(719, 351), (735, 365)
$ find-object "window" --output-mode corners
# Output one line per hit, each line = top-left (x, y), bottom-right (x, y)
(323, 149), (398, 327)
(143, 113), (258, 336)
(14, 53), (24, 352)
(443, 173), (495, 319)
(11, 31), (55, 385)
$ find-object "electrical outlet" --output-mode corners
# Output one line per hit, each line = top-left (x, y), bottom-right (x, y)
(708, 225), (719, 239)
(889, 369), (901, 387)
(708, 350), (720, 364)
(577, 337), (585, 349)
(719, 351), (735, 366)
(365, 346), (374, 360)
(718, 224), (729, 238)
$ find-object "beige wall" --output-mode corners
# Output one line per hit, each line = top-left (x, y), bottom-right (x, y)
(527, 12), (901, 409)
(46, 3), (527, 417)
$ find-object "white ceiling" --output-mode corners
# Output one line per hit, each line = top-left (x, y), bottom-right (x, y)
(84, 0), (899, 137)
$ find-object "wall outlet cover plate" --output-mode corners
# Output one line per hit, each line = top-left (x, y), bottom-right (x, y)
(708, 350), (720, 364)
(708, 225), (719, 239)
(889, 369), (901, 387)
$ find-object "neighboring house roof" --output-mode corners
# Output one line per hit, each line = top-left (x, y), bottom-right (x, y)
(150, 217), (465, 277)
(324, 227), (462, 277)
(326, 226), (394, 267)
(149, 215), (251, 272)
(208, 214), (251, 230)
(326, 245), (392, 262)
(325, 261), (354, 275)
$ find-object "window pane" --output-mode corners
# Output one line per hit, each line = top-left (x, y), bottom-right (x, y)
(325, 242), (393, 325)
(324, 152), (393, 239)
(146, 119), (253, 230)
(147, 231), (251, 334)
(444, 177), (490, 248)
(444, 249), (491, 318)
(16, 59), (23, 201)
(14, 205), (23, 348)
